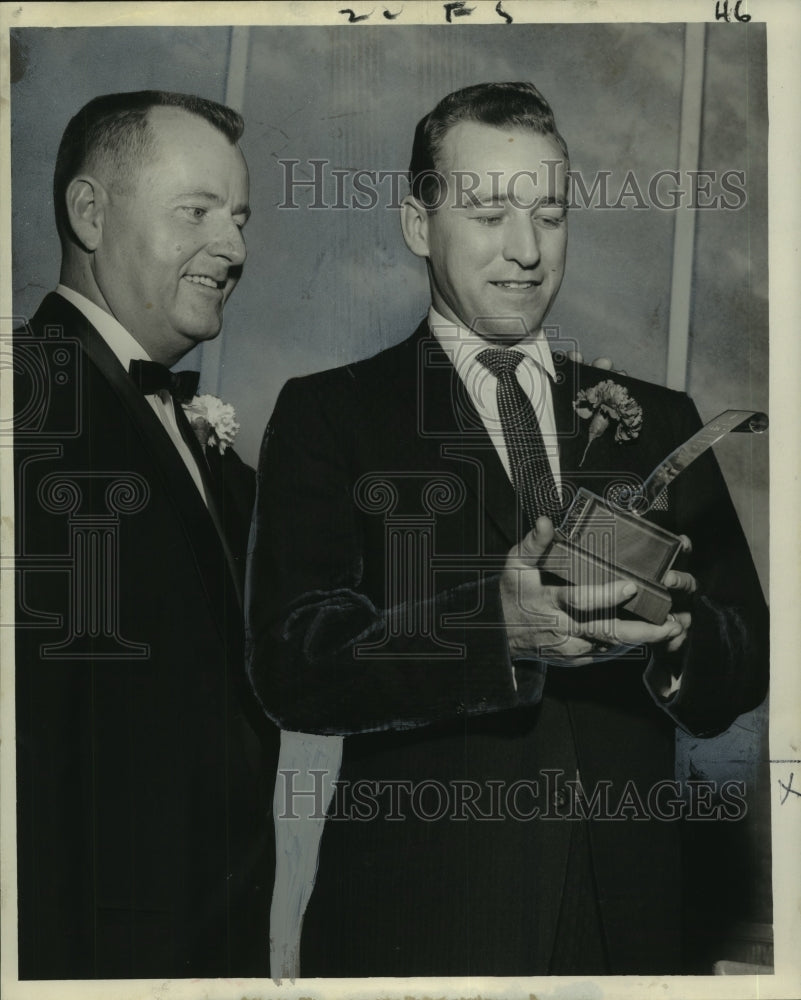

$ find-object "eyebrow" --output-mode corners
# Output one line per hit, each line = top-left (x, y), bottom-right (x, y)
(176, 190), (252, 220)
(461, 194), (567, 209)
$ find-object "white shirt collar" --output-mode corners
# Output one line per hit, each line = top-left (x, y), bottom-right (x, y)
(427, 305), (557, 384)
(56, 284), (153, 370)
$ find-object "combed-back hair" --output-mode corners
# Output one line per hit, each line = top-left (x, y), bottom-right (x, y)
(408, 81), (569, 208)
(54, 90), (244, 244)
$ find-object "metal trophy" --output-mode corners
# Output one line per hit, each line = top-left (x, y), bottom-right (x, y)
(540, 410), (768, 624)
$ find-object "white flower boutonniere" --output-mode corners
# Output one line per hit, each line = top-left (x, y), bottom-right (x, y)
(573, 380), (643, 467)
(182, 394), (239, 455)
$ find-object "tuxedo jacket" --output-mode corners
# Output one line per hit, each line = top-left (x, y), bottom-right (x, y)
(246, 320), (768, 977)
(13, 293), (278, 979)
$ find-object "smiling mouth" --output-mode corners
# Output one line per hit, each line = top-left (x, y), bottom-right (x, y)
(491, 280), (541, 289)
(183, 274), (226, 290)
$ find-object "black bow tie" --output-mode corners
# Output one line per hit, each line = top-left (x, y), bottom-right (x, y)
(128, 360), (200, 403)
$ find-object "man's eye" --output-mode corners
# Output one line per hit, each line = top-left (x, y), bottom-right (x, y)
(183, 207), (207, 221)
(473, 215), (503, 226)
(536, 213), (566, 229)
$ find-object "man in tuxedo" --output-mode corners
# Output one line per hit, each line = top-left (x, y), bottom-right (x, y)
(246, 82), (768, 976)
(13, 91), (277, 979)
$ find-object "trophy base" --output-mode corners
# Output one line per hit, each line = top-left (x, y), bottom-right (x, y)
(540, 489), (684, 625)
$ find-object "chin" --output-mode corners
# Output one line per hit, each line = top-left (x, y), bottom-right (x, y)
(185, 322), (224, 343)
(476, 321), (541, 343)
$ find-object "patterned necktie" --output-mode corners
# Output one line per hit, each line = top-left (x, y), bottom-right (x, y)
(476, 347), (561, 526)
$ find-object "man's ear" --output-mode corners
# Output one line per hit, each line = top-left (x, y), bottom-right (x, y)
(400, 195), (431, 259)
(65, 176), (107, 252)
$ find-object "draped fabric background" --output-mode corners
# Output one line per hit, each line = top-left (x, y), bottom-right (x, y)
(9, 19), (771, 969)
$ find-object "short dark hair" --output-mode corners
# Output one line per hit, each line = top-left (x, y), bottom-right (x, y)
(53, 90), (244, 245)
(408, 81), (569, 208)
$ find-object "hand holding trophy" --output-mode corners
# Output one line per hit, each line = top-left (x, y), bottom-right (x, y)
(539, 410), (768, 625)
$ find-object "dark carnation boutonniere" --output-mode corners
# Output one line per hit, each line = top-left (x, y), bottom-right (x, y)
(573, 380), (643, 467)
(181, 394), (239, 455)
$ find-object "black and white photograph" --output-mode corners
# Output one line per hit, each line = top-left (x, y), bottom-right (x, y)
(0, 2), (798, 999)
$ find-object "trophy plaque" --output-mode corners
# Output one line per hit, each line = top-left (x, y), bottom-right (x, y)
(540, 409), (768, 624)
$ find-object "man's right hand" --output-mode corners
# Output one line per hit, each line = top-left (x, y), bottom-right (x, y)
(500, 517), (684, 666)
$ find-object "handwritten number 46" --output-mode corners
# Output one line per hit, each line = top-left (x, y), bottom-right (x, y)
(715, 0), (752, 22)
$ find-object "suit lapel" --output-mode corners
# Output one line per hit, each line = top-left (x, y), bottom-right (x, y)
(172, 400), (244, 608)
(552, 359), (628, 496)
(407, 323), (521, 548)
(551, 358), (584, 474)
(37, 294), (242, 628)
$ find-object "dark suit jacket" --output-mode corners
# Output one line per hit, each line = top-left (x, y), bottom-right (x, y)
(13, 293), (278, 980)
(246, 320), (768, 976)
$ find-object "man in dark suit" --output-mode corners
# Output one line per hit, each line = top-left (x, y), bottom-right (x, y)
(13, 91), (277, 979)
(246, 82), (767, 976)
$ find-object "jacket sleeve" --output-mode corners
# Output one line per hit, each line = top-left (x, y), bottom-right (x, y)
(642, 396), (769, 737)
(245, 376), (545, 736)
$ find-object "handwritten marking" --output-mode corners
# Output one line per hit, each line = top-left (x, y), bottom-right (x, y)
(496, 0), (513, 24)
(337, 1), (512, 23)
(338, 7), (373, 22)
(444, 1), (476, 22)
(778, 773), (801, 805)
(715, 0), (752, 22)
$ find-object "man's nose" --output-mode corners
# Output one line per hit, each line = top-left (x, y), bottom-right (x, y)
(502, 216), (540, 268)
(208, 219), (247, 266)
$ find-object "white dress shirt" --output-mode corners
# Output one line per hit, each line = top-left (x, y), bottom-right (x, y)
(56, 284), (207, 503)
(428, 305), (562, 488)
